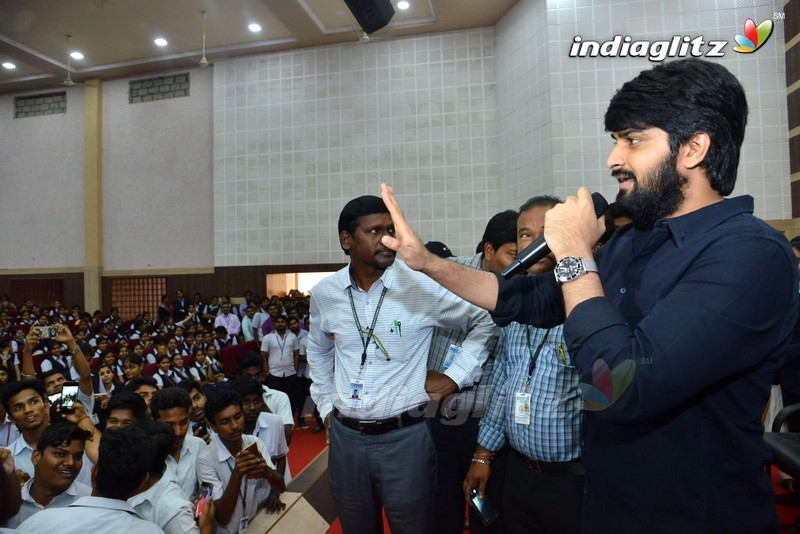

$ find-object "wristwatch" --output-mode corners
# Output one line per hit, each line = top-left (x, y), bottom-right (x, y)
(554, 257), (598, 285)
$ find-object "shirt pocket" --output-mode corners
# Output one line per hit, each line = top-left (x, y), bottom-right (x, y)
(375, 318), (427, 363)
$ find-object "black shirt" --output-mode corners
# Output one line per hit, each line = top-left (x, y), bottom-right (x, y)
(493, 196), (799, 533)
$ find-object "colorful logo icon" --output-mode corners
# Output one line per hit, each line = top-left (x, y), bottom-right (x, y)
(733, 18), (774, 53)
(578, 358), (636, 411)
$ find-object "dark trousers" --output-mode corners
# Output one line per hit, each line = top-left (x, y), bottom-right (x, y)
(430, 414), (507, 534)
(267, 373), (299, 416)
(503, 449), (585, 534)
(329, 416), (437, 534)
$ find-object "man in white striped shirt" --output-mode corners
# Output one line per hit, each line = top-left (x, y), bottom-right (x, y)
(307, 195), (495, 534)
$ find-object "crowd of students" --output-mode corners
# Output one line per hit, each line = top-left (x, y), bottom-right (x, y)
(0, 290), (312, 533)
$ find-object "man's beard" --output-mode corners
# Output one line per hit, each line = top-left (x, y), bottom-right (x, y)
(614, 150), (687, 229)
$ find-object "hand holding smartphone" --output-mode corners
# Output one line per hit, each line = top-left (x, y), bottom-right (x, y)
(60, 382), (80, 414)
(470, 487), (499, 526)
(195, 482), (213, 523)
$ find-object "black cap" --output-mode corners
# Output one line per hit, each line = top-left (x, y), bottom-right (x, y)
(425, 241), (454, 258)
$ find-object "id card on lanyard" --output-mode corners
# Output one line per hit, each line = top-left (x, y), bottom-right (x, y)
(225, 457), (249, 533)
(514, 327), (550, 427)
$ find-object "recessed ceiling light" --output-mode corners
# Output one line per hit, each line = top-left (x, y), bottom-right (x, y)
(2, 62), (15, 69)
(154, 37), (168, 47)
(248, 23), (262, 33)
(70, 51), (84, 60)
(397, 1), (410, 9)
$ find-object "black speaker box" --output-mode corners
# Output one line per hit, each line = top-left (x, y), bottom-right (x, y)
(344, 0), (395, 34)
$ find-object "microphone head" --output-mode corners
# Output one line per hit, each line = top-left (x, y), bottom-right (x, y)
(591, 192), (609, 217)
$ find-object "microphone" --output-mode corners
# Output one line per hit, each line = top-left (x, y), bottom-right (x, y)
(501, 192), (609, 279)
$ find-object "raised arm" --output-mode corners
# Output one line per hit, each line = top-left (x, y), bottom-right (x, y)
(380, 183), (499, 312)
(55, 324), (93, 398)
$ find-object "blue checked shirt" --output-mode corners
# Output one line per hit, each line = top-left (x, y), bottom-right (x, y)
(427, 253), (499, 417)
(478, 322), (582, 462)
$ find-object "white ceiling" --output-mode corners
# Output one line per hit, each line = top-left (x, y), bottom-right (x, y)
(0, 0), (518, 94)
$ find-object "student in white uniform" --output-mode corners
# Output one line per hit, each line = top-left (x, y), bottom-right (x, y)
(196, 390), (285, 534)
(128, 420), (213, 534)
(2, 422), (91, 528)
(150, 388), (205, 500)
(18, 423), (165, 533)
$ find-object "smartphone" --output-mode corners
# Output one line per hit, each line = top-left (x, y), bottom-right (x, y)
(60, 382), (80, 414)
(239, 441), (258, 457)
(34, 326), (58, 339)
(470, 487), (499, 527)
(195, 482), (213, 522)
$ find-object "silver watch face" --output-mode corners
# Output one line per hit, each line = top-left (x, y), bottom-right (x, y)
(555, 257), (582, 282)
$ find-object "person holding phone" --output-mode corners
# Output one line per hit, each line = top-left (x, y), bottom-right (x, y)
(196, 390), (284, 534)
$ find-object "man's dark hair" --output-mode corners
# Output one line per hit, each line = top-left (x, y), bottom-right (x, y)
(124, 376), (158, 393)
(177, 379), (203, 396)
(228, 376), (264, 399)
(106, 391), (147, 420)
(790, 236), (800, 253)
(214, 326), (228, 336)
(237, 351), (264, 374)
(150, 387), (192, 418)
(133, 420), (175, 476)
(96, 425), (156, 499)
(205, 389), (243, 424)
(1, 379), (45, 412)
(475, 209), (518, 254)
(123, 354), (144, 366)
(41, 369), (68, 383)
(519, 195), (562, 214)
(604, 58), (747, 196)
(36, 421), (91, 453)
(337, 195), (390, 255)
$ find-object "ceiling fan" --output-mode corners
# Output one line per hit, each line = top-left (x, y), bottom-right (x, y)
(63, 34), (77, 86)
(199, 11), (209, 67)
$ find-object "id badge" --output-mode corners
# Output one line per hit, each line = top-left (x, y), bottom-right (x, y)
(348, 382), (364, 408)
(238, 516), (249, 534)
(514, 392), (531, 425)
(443, 344), (461, 369)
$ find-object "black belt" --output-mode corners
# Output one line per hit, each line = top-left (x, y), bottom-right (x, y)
(333, 404), (427, 435)
(512, 448), (585, 475)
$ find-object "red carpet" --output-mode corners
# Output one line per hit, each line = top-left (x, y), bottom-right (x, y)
(286, 421), (328, 475)
(773, 466), (800, 527)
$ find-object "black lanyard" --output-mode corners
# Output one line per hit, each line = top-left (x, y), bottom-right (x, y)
(524, 327), (551, 387)
(225, 457), (248, 512)
(347, 286), (388, 368)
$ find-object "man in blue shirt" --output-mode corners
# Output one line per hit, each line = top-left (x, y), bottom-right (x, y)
(464, 196), (585, 534)
(380, 58), (799, 532)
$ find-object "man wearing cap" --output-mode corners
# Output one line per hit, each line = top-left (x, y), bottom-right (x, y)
(425, 241), (455, 259)
(307, 195), (495, 534)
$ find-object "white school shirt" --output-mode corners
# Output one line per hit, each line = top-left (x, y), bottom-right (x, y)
(261, 331), (298, 377)
(164, 434), (205, 500)
(196, 433), (273, 534)
(251, 412), (291, 484)
(128, 473), (198, 534)
(0, 415), (20, 447)
(3, 478), (91, 528)
(262, 386), (293, 426)
(307, 258), (495, 420)
(18, 496), (163, 533)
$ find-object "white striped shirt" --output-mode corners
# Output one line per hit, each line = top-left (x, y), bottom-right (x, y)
(308, 259), (495, 420)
